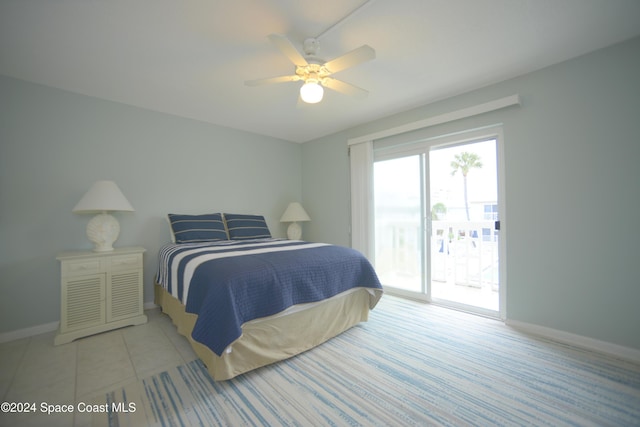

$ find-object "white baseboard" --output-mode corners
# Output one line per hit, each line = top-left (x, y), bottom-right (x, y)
(0, 321), (59, 344)
(505, 319), (640, 364)
(0, 301), (160, 344)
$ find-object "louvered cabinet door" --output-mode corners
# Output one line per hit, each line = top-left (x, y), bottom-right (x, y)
(107, 253), (143, 322)
(60, 273), (106, 333)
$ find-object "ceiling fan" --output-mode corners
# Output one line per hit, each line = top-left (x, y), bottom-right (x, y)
(245, 34), (375, 104)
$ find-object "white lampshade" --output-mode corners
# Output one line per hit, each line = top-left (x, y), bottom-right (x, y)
(300, 81), (324, 104)
(73, 181), (134, 252)
(73, 180), (134, 213)
(280, 202), (310, 223)
(280, 202), (310, 240)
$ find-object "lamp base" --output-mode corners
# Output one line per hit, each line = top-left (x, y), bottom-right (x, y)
(86, 213), (120, 252)
(286, 222), (302, 240)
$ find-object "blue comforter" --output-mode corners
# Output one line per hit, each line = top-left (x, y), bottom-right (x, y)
(156, 239), (382, 356)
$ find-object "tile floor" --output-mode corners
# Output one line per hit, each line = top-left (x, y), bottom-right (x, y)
(0, 308), (197, 427)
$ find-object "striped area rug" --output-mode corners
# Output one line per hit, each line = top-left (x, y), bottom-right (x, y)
(94, 296), (640, 426)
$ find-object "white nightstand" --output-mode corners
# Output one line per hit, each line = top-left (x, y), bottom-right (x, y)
(54, 246), (147, 345)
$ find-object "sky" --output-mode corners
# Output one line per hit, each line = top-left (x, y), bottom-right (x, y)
(374, 139), (498, 218)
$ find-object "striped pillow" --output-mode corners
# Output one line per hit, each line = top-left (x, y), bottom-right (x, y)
(224, 213), (272, 240)
(168, 213), (228, 243)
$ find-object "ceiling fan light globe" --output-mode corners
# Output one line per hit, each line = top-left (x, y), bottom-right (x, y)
(300, 82), (324, 104)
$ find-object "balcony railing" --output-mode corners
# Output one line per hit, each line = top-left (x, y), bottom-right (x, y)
(431, 220), (499, 289)
(375, 220), (499, 309)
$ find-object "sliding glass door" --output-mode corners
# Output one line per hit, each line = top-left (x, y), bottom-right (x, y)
(428, 139), (500, 314)
(373, 129), (504, 317)
(374, 155), (425, 295)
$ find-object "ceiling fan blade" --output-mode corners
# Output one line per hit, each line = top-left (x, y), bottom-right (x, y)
(268, 34), (308, 67)
(323, 45), (375, 74)
(245, 75), (300, 86)
(322, 78), (369, 99)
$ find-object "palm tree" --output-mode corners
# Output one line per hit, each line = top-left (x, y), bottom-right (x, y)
(450, 152), (483, 221)
(431, 202), (447, 220)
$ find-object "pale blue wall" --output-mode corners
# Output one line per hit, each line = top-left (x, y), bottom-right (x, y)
(0, 76), (302, 333)
(302, 36), (640, 350)
(3, 36), (639, 351)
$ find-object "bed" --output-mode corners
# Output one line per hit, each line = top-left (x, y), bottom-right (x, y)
(154, 213), (383, 380)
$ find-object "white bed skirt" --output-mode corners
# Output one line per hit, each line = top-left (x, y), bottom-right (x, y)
(154, 283), (382, 380)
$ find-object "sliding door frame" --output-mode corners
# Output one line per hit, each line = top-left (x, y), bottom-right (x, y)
(349, 95), (519, 319)
(426, 128), (506, 319)
(371, 125), (507, 319)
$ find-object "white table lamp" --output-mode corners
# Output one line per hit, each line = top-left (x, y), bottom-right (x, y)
(73, 180), (135, 252)
(280, 202), (311, 240)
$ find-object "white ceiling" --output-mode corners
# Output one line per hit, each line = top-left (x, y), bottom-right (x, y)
(2, 0), (640, 143)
